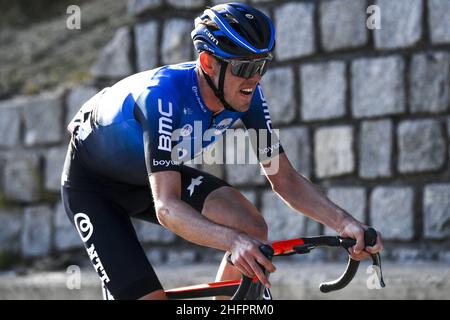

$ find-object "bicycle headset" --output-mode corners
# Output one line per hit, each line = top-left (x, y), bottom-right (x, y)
(191, 2), (276, 112)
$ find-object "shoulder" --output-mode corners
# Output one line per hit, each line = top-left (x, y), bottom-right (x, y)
(138, 62), (196, 105)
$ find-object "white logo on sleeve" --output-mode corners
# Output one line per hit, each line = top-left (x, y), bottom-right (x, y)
(180, 124), (193, 137)
(74, 213), (93, 242)
(187, 176), (204, 196)
(157, 98), (173, 152)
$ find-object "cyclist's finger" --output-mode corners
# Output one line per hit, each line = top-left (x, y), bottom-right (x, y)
(255, 254), (276, 273)
(253, 245), (276, 273)
(349, 250), (370, 261)
(352, 229), (365, 255)
(234, 259), (254, 279)
(366, 231), (384, 253)
(247, 257), (270, 288)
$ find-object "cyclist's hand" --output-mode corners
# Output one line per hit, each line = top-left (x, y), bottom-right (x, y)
(229, 233), (276, 288)
(339, 220), (384, 261)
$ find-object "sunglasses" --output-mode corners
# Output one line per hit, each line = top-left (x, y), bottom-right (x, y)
(213, 53), (273, 79)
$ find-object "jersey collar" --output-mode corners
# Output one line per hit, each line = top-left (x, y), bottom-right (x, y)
(191, 67), (210, 114)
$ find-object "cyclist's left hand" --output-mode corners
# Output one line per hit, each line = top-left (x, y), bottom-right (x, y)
(339, 220), (384, 261)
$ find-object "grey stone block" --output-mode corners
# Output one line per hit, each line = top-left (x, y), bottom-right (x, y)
(66, 86), (98, 125)
(166, 250), (197, 265)
(133, 220), (176, 244)
(145, 248), (165, 265)
(320, 0), (368, 51)
(260, 67), (295, 125)
(398, 120), (446, 173)
(0, 99), (22, 148)
(54, 202), (82, 251)
(325, 187), (366, 235)
(261, 189), (320, 241)
(0, 208), (22, 252)
(22, 93), (63, 146)
(226, 164), (266, 187)
(370, 187), (414, 240)
(410, 52), (450, 114)
(167, 0), (204, 8)
(21, 205), (53, 257)
(3, 152), (41, 202)
(314, 126), (354, 178)
(351, 56), (405, 118)
(439, 251), (450, 263)
(135, 21), (159, 72)
(279, 127), (311, 179)
(127, 0), (162, 15)
(389, 248), (427, 262)
(275, 3), (315, 61)
(428, 0), (450, 44)
(359, 119), (392, 179)
(374, 0), (423, 49)
(45, 146), (69, 192)
(161, 20), (192, 65)
(300, 61), (346, 121)
(423, 184), (450, 239)
(91, 27), (133, 79)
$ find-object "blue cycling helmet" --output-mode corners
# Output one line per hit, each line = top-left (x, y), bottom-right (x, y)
(192, 3), (275, 59)
(191, 3), (275, 111)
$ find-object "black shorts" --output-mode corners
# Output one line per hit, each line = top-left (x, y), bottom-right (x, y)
(61, 142), (230, 300)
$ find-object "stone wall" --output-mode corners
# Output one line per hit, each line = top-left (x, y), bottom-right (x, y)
(0, 0), (449, 268)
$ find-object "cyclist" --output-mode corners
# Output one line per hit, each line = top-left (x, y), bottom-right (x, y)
(61, 3), (383, 300)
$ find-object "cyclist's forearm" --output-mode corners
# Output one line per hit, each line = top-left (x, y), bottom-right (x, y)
(275, 172), (358, 233)
(154, 198), (240, 251)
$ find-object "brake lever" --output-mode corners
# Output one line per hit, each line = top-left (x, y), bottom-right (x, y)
(364, 228), (385, 288)
(335, 228), (385, 290)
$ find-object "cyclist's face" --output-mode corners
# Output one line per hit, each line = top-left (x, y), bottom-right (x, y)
(221, 62), (262, 112)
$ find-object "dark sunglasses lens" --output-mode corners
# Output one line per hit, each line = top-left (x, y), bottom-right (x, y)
(232, 63), (244, 77)
(231, 62), (252, 79)
(230, 59), (271, 78)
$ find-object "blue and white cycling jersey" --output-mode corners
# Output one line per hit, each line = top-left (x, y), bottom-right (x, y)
(71, 62), (283, 186)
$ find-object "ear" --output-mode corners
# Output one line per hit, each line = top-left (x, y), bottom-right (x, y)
(199, 52), (218, 77)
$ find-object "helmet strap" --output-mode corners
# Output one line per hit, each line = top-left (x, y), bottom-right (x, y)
(200, 61), (239, 112)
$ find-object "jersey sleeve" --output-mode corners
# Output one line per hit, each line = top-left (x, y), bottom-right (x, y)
(240, 85), (284, 163)
(134, 87), (181, 175)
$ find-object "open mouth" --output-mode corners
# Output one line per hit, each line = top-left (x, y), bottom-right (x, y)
(240, 88), (253, 96)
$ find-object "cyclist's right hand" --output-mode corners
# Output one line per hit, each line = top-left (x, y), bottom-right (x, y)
(229, 233), (276, 288)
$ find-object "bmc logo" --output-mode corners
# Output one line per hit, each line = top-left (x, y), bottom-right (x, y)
(158, 98), (173, 152)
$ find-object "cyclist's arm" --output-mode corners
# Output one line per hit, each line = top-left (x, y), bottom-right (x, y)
(242, 85), (352, 233)
(261, 153), (383, 260)
(262, 153), (354, 231)
(150, 171), (239, 250)
(149, 171), (273, 286)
